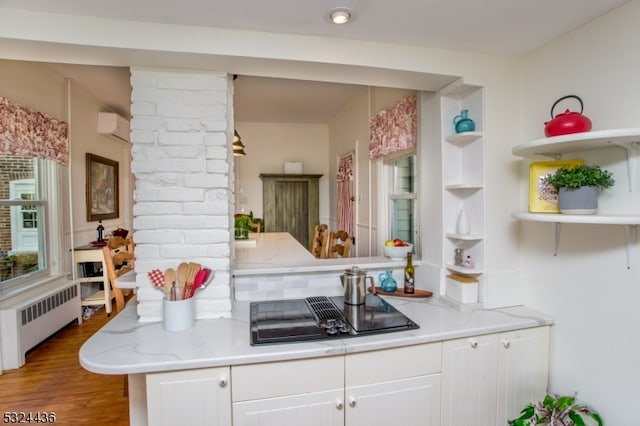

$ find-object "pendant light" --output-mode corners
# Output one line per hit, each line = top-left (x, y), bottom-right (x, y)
(233, 130), (246, 156)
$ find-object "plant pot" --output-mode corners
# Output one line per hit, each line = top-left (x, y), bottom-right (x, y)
(558, 186), (597, 214)
(234, 227), (249, 240)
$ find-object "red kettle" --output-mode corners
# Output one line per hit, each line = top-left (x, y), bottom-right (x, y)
(544, 95), (592, 137)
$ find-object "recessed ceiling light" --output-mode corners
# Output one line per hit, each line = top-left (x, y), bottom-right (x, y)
(328, 7), (353, 25)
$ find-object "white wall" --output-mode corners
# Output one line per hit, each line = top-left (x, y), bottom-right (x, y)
(521, 2), (640, 423)
(233, 122), (330, 222)
(0, 59), (132, 260)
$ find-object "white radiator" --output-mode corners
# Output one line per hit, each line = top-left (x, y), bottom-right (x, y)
(0, 281), (81, 370)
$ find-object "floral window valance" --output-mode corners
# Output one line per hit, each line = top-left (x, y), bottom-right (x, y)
(0, 97), (69, 164)
(368, 95), (417, 159)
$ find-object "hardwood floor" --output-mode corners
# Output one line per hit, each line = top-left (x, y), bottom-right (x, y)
(0, 303), (130, 425)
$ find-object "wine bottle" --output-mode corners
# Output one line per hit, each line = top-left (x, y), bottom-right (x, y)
(404, 253), (415, 294)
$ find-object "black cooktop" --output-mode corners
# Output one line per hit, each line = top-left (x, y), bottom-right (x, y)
(250, 294), (419, 345)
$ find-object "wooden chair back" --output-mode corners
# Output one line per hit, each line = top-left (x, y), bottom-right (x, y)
(327, 230), (351, 258)
(101, 236), (135, 313)
(311, 224), (329, 258)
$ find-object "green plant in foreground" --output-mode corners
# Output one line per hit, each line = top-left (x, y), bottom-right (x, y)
(542, 164), (614, 190)
(509, 394), (603, 426)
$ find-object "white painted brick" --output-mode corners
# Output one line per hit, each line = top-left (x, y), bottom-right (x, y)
(162, 146), (204, 159)
(134, 229), (183, 244)
(199, 285), (231, 299)
(133, 202), (183, 216)
(130, 130), (154, 144)
(129, 69), (158, 87)
(158, 131), (205, 146)
(205, 146), (228, 160)
(130, 102), (156, 116)
(134, 244), (160, 258)
(205, 189), (231, 202)
(130, 160), (157, 174)
(184, 173), (228, 188)
(131, 116), (166, 131)
(206, 159), (230, 173)
(157, 73), (227, 91)
(183, 230), (230, 244)
(160, 245), (211, 259)
(165, 118), (207, 132)
(157, 104), (210, 119)
(202, 120), (228, 132)
(180, 90), (228, 105)
(136, 187), (204, 202)
(183, 201), (229, 215)
(204, 132), (227, 146)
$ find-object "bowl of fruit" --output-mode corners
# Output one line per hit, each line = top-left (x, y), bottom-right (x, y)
(383, 239), (413, 260)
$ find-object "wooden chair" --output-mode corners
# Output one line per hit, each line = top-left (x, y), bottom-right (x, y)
(311, 224), (329, 258)
(101, 236), (135, 313)
(327, 230), (352, 258)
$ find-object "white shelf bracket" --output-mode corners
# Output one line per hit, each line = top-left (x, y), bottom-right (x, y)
(612, 140), (639, 192)
(553, 222), (561, 256)
(624, 224), (637, 269)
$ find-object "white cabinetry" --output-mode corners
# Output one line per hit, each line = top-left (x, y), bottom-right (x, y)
(146, 367), (231, 426)
(512, 129), (640, 267)
(441, 326), (549, 426)
(232, 356), (344, 426)
(232, 343), (442, 426)
(345, 343), (442, 426)
(440, 84), (485, 299)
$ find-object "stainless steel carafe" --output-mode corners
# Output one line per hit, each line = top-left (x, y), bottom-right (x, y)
(340, 266), (372, 305)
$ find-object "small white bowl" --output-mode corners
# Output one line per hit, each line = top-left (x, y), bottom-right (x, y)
(383, 244), (414, 260)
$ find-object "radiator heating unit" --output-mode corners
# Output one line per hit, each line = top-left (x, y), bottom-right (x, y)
(1, 282), (81, 370)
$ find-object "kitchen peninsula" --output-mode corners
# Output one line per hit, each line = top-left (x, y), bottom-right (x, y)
(233, 232), (413, 301)
(80, 293), (553, 426)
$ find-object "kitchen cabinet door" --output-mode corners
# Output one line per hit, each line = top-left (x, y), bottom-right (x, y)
(497, 326), (550, 425)
(146, 367), (231, 426)
(233, 389), (345, 426)
(345, 374), (441, 426)
(441, 333), (499, 426)
(345, 342), (443, 426)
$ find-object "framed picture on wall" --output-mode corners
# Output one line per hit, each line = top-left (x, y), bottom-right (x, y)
(86, 153), (119, 221)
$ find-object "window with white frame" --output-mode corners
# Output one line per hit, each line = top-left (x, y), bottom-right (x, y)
(0, 154), (59, 295)
(386, 153), (417, 247)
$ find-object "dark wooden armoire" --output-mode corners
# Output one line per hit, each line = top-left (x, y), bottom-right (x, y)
(260, 174), (322, 249)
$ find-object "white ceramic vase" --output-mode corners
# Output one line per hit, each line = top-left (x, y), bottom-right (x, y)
(456, 209), (470, 234)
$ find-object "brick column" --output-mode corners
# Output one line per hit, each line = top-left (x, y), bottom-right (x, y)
(130, 67), (233, 322)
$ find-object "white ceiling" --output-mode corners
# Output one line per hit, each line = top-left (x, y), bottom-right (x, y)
(7, 0), (628, 123)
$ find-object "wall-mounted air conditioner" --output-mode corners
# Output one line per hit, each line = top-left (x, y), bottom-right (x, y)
(97, 112), (130, 142)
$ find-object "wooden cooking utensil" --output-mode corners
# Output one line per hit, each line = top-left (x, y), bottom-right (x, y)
(164, 268), (175, 301)
(176, 262), (189, 300)
(183, 262), (200, 299)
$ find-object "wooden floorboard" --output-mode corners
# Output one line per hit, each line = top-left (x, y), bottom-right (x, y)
(0, 301), (130, 425)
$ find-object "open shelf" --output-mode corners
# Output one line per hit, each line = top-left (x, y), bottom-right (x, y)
(512, 212), (638, 269)
(512, 129), (640, 192)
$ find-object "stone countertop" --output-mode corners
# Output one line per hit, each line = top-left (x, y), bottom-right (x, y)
(234, 232), (411, 276)
(79, 295), (554, 375)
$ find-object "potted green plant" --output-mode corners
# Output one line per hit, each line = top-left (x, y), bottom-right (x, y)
(234, 213), (252, 240)
(542, 164), (614, 214)
(509, 393), (603, 426)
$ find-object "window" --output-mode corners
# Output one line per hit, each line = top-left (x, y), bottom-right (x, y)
(386, 153), (417, 246)
(0, 154), (56, 294)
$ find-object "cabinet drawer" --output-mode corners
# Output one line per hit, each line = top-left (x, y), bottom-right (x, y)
(346, 342), (442, 386)
(232, 356), (344, 402)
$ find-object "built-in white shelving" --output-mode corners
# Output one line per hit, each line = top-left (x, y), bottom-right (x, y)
(512, 129), (640, 268)
(440, 85), (485, 281)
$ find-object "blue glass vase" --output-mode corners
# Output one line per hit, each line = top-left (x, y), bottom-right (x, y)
(453, 109), (476, 133)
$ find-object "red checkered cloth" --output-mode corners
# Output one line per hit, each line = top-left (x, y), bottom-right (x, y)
(147, 269), (165, 288)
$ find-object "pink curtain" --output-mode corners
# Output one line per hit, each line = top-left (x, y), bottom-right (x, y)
(369, 95), (417, 159)
(0, 97), (69, 164)
(337, 154), (354, 236)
